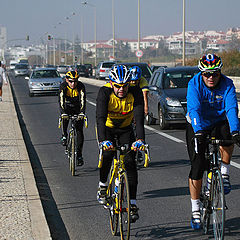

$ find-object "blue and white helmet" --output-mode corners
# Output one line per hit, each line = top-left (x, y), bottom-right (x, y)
(109, 65), (131, 84)
(130, 66), (142, 81)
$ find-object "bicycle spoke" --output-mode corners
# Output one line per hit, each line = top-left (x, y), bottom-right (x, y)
(212, 171), (225, 240)
(119, 172), (130, 240)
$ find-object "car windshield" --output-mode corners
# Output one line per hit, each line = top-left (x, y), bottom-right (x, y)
(126, 64), (152, 80)
(102, 62), (115, 68)
(32, 70), (60, 79)
(15, 64), (28, 69)
(163, 71), (198, 89)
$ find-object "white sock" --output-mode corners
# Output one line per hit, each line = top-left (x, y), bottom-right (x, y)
(99, 181), (107, 187)
(221, 163), (229, 176)
(130, 199), (137, 205)
(191, 199), (200, 212)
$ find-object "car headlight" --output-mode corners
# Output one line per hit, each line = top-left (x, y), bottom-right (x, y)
(165, 97), (181, 107)
(30, 82), (41, 86)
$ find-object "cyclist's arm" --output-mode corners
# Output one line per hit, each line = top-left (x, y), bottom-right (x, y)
(224, 79), (240, 133)
(78, 82), (86, 113)
(140, 77), (149, 116)
(187, 76), (203, 133)
(96, 87), (110, 142)
(132, 87), (145, 140)
(59, 83), (66, 114)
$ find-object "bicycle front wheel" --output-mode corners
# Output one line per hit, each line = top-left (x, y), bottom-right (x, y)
(119, 172), (130, 240)
(212, 170), (225, 240)
(200, 171), (210, 234)
(109, 166), (118, 236)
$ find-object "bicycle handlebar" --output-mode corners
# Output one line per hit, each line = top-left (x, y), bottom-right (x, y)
(98, 143), (150, 168)
(58, 113), (88, 128)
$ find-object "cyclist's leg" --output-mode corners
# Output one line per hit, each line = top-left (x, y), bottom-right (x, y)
(97, 127), (115, 204)
(214, 120), (233, 194)
(75, 120), (84, 165)
(186, 123), (207, 229)
(118, 128), (139, 222)
(61, 118), (69, 146)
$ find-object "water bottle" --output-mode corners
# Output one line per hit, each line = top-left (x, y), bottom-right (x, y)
(206, 172), (212, 196)
(114, 177), (120, 193)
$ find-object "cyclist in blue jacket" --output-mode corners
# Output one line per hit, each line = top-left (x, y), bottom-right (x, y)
(186, 53), (240, 229)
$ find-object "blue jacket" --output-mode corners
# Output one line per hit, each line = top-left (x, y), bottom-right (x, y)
(186, 72), (240, 133)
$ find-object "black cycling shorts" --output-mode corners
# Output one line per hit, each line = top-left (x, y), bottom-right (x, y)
(186, 120), (232, 180)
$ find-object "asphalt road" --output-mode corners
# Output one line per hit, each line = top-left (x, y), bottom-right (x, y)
(9, 73), (240, 240)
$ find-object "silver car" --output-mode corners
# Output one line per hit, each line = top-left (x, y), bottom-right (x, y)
(95, 61), (116, 80)
(14, 64), (29, 77)
(26, 68), (63, 97)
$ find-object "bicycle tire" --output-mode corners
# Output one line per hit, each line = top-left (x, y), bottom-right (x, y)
(71, 130), (76, 176)
(200, 171), (210, 234)
(108, 166), (118, 236)
(212, 170), (225, 240)
(119, 172), (130, 240)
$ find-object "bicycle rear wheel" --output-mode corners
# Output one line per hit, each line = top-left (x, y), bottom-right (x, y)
(200, 171), (210, 234)
(212, 170), (225, 240)
(70, 131), (76, 176)
(119, 172), (130, 240)
(108, 166), (118, 236)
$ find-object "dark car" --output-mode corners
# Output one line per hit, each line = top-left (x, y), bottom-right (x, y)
(75, 64), (89, 78)
(147, 66), (199, 129)
(84, 63), (93, 76)
(120, 62), (152, 82)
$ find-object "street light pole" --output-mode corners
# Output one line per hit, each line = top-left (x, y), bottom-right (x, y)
(182, 0), (186, 66)
(112, 0), (115, 59)
(138, 0), (140, 63)
(82, 1), (97, 67)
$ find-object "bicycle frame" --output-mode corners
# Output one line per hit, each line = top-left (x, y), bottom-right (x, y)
(58, 114), (88, 176)
(201, 137), (233, 239)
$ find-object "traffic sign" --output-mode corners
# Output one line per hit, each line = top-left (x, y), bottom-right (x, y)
(136, 50), (143, 58)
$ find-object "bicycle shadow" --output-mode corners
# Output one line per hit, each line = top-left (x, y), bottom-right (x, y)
(140, 186), (189, 199)
(131, 221), (208, 240)
(225, 217), (240, 237)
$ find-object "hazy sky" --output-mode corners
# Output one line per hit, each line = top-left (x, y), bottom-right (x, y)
(0, 0), (239, 45)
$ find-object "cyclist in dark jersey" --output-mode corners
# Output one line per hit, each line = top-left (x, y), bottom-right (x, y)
(59, 71), (86, 166)
(96, 65), (145, 223)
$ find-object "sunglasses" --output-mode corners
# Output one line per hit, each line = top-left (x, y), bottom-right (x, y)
(67, 79), (78, 83)
(202, 72), (220, 78)
(113, 83), (129, 89)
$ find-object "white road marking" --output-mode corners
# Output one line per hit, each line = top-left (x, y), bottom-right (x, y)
(87, 99), (96, 106)
(144, 125), (184, 143)
(231, 161), (240, 169)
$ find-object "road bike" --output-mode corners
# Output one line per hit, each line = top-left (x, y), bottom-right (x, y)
(59, 113), (88, 176)
(98, 139), (150, 240)
(200, 136), (234, 240)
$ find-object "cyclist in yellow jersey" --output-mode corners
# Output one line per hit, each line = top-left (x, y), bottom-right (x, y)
(129, 66), (149, 116)
(59, 71), (86, 166)
(96, 65), (145, 223)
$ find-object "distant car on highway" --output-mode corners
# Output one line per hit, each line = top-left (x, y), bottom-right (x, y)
(75, 64), (89, 78)
(150, 65), (167, 73)
(120, 62), (152, 82)
(14, 64), (30, 77)
(147, 66), (199, 129)
(95, 61), (116, 80)
(57, 65), (68, 74)
(26, 68), (63, 97)
(84, 63), (93, 76)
